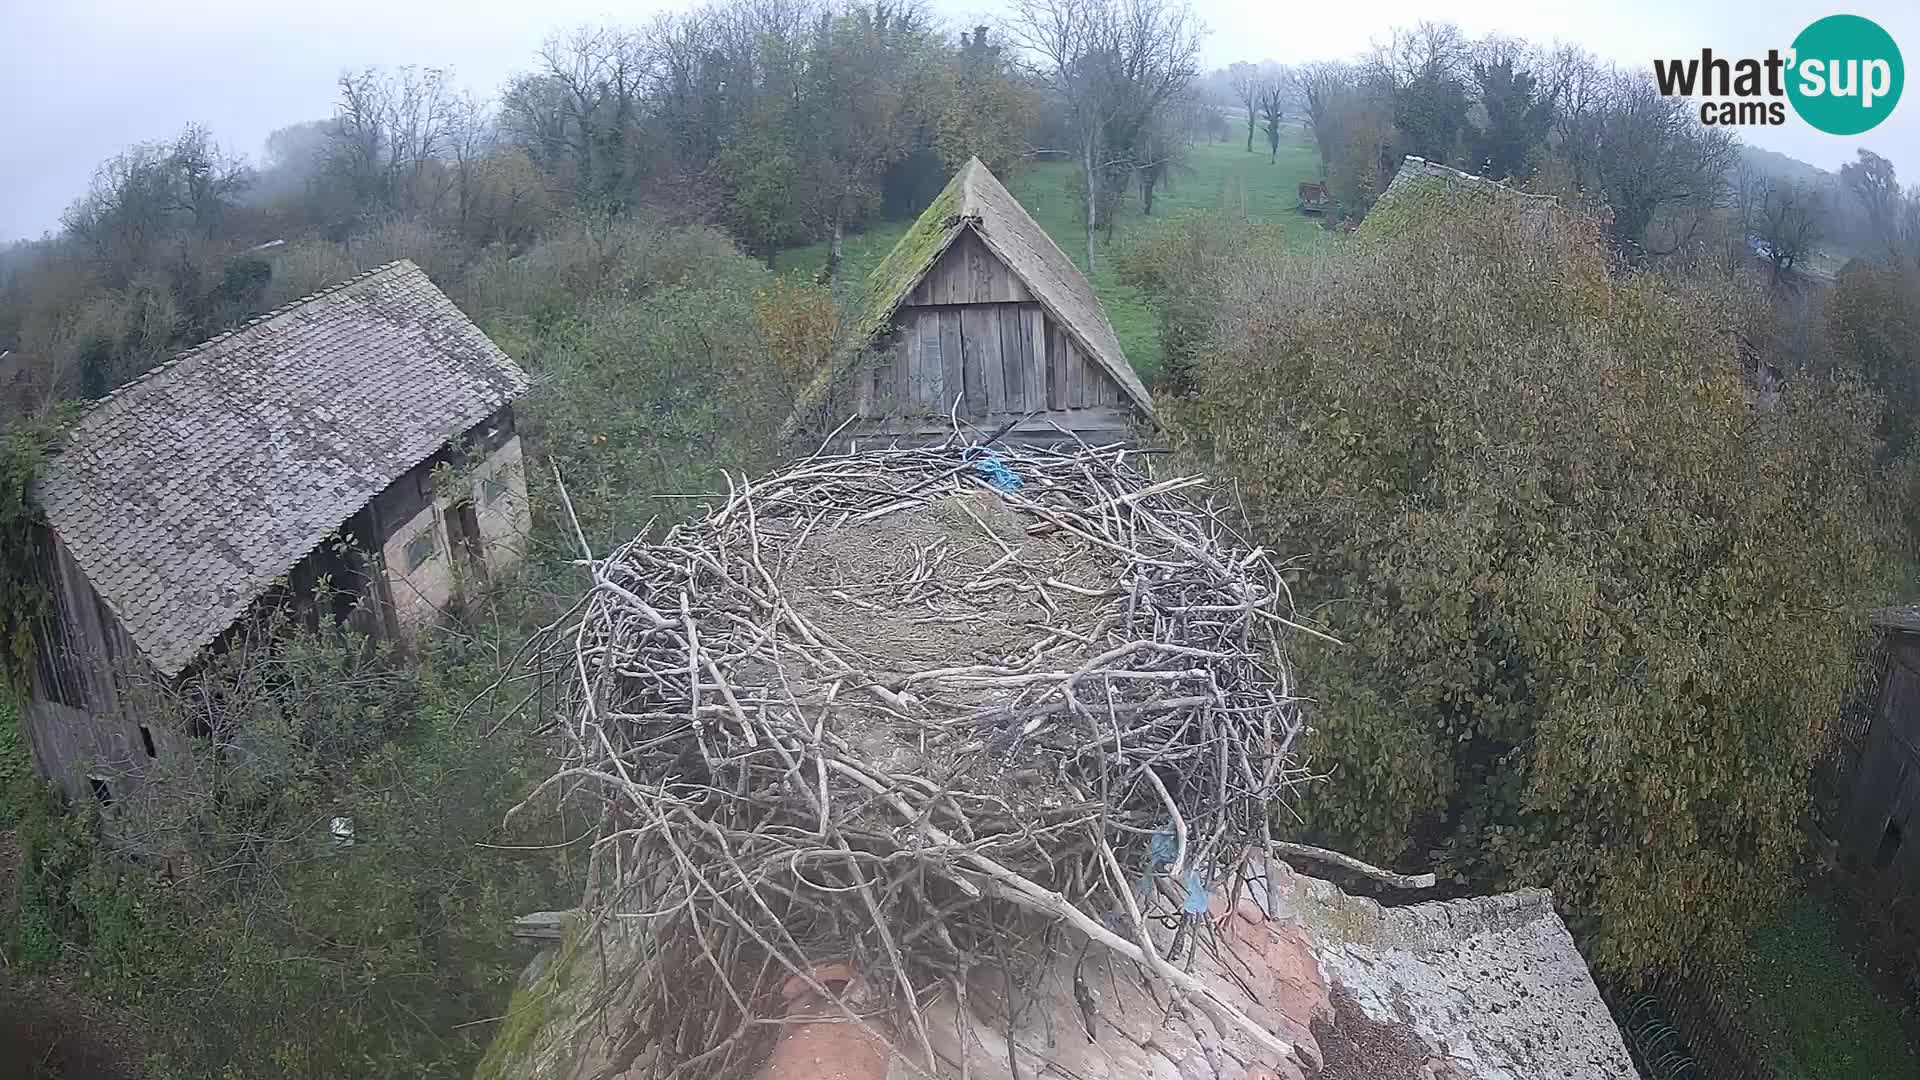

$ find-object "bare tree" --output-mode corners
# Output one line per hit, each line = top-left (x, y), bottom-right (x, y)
(1257, 78), (1285, 163)
(1293, 62), (1350, 174)
(1754, 180), (1827, 290)
(1004, 0), (1204, 271)
(1721, 161), (1767, 278)
(329, 67), (460, 216)
(1228, 61), (1258, 153)
(1552, 64), (1735, 258)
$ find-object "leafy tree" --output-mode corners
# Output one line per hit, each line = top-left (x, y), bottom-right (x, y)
(1374, 21), (1471, 163)
(1827, 262), (1920, 457)
(931, 26), (1040, 177)
(1169, 199), (1895, 973)
(808, 3), (936, 280)
(1470, 51), (1554, 180)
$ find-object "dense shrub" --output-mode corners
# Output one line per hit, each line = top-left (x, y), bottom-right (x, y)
(1114, 210), (1291, 393)
(1171, 201), (1897, 973)
(3, 618), (576, 1080)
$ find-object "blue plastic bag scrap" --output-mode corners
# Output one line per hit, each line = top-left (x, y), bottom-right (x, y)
(964, 447), (1024, 493)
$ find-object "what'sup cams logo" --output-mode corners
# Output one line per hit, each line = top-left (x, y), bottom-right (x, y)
(1654, 14), (1903, 135)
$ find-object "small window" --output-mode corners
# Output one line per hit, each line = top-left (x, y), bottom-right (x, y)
(1877, 821), (1904, 871)
(404, 529), (437, 571)
(88, 775), (114, 808)
(139, 724), (157, 759)
(481, 474), (506, 506)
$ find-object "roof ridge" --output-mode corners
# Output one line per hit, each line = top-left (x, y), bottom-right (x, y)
(1395, 155), (1557, 203)
(68, 260), (416, 429)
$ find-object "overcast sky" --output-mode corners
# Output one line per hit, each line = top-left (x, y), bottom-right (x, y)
(2, 0), (1916, 242)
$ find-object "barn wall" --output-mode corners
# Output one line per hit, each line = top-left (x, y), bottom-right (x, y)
(1840, 633), (1920, 889)
(469, 433), (531, 579)
(21, 527), (165, 803)
(366, 405), (527, 638)
(851, 235), (1139, 445)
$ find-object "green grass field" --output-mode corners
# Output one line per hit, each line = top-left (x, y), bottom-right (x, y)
(1732, 891), (1918, 1079)
(785, 129), (1323, 382)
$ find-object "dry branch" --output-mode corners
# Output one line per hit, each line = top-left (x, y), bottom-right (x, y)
(530, 440), (1315, 1078)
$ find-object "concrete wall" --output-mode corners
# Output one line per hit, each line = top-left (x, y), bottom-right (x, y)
(371, 412), (529, 641)
(469, 433), (531, 578)
(378, 490), (461, 637)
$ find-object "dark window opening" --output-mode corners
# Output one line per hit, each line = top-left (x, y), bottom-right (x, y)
(139, 724), (157, 758)
(1876, 821), (1903, 870)
(88, 775), (114, 808)
(404, 529), (437, 571)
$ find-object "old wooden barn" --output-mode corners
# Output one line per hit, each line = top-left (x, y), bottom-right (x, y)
(22, 260), (532, 805)
(806, 157), (1154, 447)
(1829, 608), (1920, 890)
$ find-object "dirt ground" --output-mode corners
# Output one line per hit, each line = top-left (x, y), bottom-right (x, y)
(0, 974), (145, 1080)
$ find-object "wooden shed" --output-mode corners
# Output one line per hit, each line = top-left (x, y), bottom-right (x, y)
(1828, 609), (1920, 890)
(22, 261), (532, 806)
(803, 158), (1154, 447)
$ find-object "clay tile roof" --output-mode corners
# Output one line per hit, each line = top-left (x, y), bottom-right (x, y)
(33, 260), (528, 677)
(840, 157), (1153, 417)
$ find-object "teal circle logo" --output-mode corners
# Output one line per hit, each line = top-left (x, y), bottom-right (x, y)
(1787, 15), (1903, 136)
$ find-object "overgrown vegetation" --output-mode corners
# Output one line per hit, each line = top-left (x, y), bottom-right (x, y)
(0, 217), (815, 1078)
(0, 415), (65, 696)
(1167, 200), (1898, 974)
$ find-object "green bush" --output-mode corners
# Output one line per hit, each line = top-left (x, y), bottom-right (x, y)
(1172, 200), (1897, 973)
(1114, 210), (1293, 393)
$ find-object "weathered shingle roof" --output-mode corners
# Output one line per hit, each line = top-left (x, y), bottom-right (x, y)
(1363, 155), (1559, 236)
(840, 157), (1152, 416)
(1268, 866), (1634, 1078)
(34, 260), (528, 677)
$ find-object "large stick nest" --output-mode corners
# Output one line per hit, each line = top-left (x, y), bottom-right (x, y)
(528, 441), (1313, 1078)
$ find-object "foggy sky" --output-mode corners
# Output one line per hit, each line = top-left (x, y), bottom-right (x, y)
(2, 0), (1916, 243)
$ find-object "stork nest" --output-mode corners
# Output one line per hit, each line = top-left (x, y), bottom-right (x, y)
(522, 440), (1314, 1078)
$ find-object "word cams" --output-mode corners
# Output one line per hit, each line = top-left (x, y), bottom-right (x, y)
(1654, 48), (1894, 126)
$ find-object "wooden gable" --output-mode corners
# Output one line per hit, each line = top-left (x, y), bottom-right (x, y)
(847, 227), (1137, 446)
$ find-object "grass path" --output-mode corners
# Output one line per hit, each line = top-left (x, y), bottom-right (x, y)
(785, 130), (1323, 382)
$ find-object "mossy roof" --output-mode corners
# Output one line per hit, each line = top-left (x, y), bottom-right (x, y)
(817, 157), (1152, 417)
(1361, 156), (1559, 240)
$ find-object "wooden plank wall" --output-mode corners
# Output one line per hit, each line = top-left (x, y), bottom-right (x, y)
(21, 528), (162, 802)
(873, 303), (1128, 420)
(905, 231), (1035, 306)
(854, 229), (1138, 444)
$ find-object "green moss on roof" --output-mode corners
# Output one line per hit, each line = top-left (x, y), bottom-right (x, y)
(1361, 157), (1557, 240)
(852, 171), (968, 345)
(1359, 173), (1461, 238)
(472, 922), (584, 1080)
